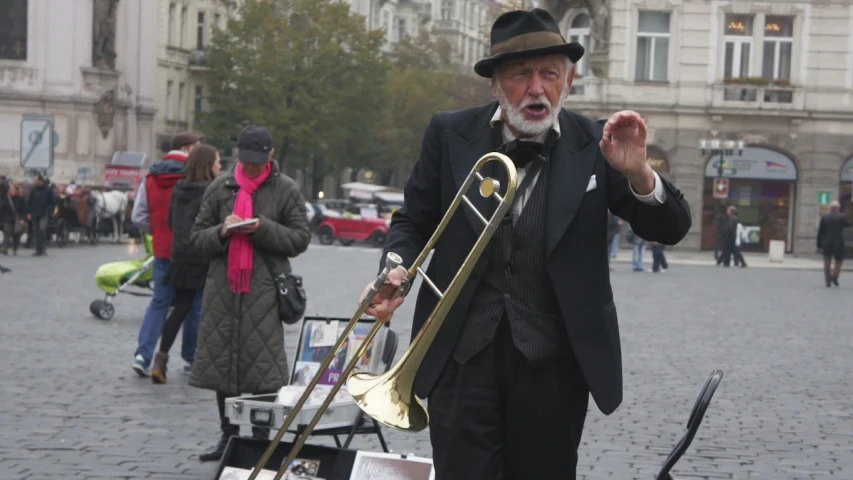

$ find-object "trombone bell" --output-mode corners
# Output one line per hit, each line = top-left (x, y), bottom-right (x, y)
(347, 370), (429, 432)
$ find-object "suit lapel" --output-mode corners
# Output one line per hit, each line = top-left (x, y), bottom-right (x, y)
(546, 112), (600, 256)
(449, 102), (501, 234)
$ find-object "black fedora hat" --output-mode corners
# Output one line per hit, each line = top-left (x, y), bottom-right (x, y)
(474, 8), (584, 78)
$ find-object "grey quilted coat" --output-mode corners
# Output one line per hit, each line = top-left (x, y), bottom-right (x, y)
(188, 164), (310, 395)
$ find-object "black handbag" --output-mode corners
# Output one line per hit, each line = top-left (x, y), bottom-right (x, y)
(260, 253), (306, 325)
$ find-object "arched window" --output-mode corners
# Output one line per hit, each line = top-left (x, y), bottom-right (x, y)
(567, 13), (591, 76)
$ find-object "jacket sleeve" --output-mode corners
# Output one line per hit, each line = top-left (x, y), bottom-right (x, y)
(191, 181), (229, 256)
(131, 182), (151, 234)
(606, 161), (692, 246)
(379, 114), (444, 275)
(250, 182), (311, 257)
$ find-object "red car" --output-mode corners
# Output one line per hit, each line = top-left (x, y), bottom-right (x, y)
(315, 212), (389, 247)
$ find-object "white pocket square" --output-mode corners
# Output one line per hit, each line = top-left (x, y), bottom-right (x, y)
(586, 174), (597, 192)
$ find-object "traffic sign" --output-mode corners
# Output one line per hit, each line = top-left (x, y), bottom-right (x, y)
(817, 191), (832, 206)
(713, 177), (729, 199)
(20, 115), (55, 170)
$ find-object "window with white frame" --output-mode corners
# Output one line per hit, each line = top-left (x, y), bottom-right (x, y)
(567, 13), (591, 76)
(166, 81), (173, 120)
(635, 11), (670, 81)
(197, 11), (206, 50)
(180, 6), (187, 48)
(168, 3), (175, 46)
(762, 15), (793, 80)
(178, 82), (185, 121)
(723, 13), (753, 78)
(194, 85), (203, 116)
(396, 17), (406, 41)
(441, 0), (453, 21)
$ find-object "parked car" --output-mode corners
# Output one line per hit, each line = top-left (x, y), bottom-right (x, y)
(315, 205), (389, 247)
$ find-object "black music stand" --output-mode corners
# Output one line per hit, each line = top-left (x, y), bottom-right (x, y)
(654, 369), (724, 480)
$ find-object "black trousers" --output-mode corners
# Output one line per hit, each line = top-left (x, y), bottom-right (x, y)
(428, 318), (589, 480)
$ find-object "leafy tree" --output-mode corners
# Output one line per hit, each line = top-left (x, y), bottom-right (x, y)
(197, 0), (388, 196)
(368, 31), (492, 183)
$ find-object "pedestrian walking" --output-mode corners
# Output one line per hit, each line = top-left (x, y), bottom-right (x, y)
(189, 125), (310, 462)
(817, 200), (848, 287)
(718, 206), (740, 267)
(606, 211), (621, 270)
(650, 241), (669, 272)
(629, 227), (646, 271)
(150, 145), (221, 384)
(732, 217), (747, 268)
(129, 131), (202, 377)
(26, 173), (56, 257)
(1, 182), (27, 256)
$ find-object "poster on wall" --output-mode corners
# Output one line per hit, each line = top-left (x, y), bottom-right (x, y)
(741, 226), (761, 245)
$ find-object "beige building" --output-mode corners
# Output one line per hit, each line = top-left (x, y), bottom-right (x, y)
(154, 0), (237, 155)
(0, 0), (158, 186)
(345, 0), (489, 66)
(557, 0), (853, 255)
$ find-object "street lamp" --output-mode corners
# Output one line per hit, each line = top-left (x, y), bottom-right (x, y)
(700, 138), (745, 176)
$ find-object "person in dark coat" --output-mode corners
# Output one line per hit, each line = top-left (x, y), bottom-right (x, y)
(359, 9), (692, 480)
(27, 173), (56, 256)
(150, 144), (221, 384)
(817, 200), (848, 287)
(2, 182), (28, 256)
(190, 125), (310, 462)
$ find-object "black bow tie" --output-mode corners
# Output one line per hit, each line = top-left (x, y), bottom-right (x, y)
(499, 134), (557, 169)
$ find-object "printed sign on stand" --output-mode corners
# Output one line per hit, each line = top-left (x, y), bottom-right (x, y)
(713, 178), (729, 199)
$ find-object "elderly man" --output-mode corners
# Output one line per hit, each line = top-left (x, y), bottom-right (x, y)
(360, 8), (692, 479)
(817, 200), (848, 287)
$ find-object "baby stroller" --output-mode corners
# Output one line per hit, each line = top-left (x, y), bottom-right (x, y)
(89, 234), (155, 320)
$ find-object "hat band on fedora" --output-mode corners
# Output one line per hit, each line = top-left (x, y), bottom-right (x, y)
(490, 31), (568, 56)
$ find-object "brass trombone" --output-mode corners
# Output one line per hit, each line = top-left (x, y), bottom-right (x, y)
(248, 152), (517, 480)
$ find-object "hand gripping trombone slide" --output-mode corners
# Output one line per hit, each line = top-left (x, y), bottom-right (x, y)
(248, 152), (517, 480)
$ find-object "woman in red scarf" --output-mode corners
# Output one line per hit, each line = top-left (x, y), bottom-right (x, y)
(189, 126), (311, 461)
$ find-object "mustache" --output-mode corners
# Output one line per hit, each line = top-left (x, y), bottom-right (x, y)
(518, 96), (551, 111)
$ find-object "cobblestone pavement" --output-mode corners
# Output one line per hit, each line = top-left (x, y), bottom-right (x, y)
(0, 242), (850, 479)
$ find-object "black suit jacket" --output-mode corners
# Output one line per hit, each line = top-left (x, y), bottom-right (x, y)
(380, 102), (692, 415)
(817, 211), (848, 256)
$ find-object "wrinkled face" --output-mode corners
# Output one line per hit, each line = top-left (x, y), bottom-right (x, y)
(492, 54), (574, 137)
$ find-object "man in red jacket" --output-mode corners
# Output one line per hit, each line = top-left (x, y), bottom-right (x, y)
(130, 132), (201, 377)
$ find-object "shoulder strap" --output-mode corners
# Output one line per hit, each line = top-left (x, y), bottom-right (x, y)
(259, 250), (279, 279)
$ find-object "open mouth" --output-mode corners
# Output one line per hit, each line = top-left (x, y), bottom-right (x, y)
(524, 103), (548, 115)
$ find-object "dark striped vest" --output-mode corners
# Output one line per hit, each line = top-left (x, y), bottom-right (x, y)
(452, 154), (568, 366)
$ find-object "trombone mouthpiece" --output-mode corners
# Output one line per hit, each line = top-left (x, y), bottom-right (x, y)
(385, 252), (403, 271)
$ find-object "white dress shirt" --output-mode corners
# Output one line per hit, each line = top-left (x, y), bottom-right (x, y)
(490, 107), (666, 220)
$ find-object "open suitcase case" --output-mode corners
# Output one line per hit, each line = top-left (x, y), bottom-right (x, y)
(218, 316), (435, 479)
(225, 316), (388, 435)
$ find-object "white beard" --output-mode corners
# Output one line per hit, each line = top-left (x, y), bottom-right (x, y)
(496, 83), (569, 138)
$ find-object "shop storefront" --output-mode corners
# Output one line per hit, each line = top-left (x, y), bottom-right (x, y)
(701, 147), (798, 253)
(647, 146), (672, 182)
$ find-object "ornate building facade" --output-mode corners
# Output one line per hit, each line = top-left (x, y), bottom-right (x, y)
(0, 0), (158, 185)
(557, 0), (853, 255)
(154, 0), (238, 155)
(345, 0), (490, 67)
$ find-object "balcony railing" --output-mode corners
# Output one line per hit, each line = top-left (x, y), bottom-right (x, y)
(712, 78), (803, 110)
